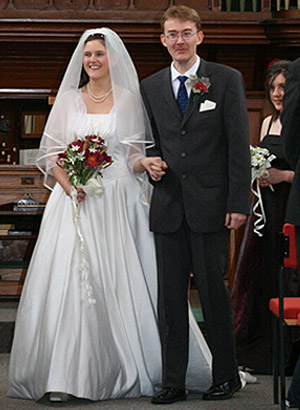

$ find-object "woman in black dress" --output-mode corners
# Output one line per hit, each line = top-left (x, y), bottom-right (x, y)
(232, 60), (300, 374)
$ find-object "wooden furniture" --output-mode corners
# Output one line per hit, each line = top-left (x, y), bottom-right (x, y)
(0, 165), (51, 297)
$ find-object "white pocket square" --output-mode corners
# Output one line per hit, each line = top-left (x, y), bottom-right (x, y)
(199, 100), (216, 112)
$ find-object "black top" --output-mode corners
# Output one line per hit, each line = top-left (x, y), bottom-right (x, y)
(231, 116), (300, 374)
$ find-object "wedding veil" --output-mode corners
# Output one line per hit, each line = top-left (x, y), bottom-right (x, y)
(36, 27), (154, 189)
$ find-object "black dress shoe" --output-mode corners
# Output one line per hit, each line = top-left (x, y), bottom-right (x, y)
(151, 387), (187, 404)
(202, 376), (242, 401)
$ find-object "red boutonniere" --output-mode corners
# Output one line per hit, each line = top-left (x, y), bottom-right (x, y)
(187, 75), (211, 99)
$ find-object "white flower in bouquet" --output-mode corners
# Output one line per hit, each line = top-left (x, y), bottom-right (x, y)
(250, 145), (276, 185)
(56, 134), (113, 304)
(250, 145), (276, 237)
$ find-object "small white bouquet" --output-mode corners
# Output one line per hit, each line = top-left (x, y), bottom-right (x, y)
(250, 145), (276, 237)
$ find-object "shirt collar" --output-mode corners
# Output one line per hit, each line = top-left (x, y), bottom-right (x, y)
(171, 55), (200, 83)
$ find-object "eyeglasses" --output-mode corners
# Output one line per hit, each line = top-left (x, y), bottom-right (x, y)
(165, 31), (197, 42)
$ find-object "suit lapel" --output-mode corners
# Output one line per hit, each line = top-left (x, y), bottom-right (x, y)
(182, 59), (211, 126)
(161, 68), (182, 121)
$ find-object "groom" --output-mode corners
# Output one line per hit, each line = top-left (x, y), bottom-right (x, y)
(141, 5), (251, 404)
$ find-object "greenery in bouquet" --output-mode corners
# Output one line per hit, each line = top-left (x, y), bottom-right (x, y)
(250, 145), (276, 183)
(250, 145), (276, 236)
(57, 135), (113, 304)
(57, 134), (113, 189)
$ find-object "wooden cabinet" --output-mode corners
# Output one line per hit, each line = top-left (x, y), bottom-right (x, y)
(0, 165), (51, 296)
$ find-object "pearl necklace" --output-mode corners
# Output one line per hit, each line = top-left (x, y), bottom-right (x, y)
(87, 83), (112, 103)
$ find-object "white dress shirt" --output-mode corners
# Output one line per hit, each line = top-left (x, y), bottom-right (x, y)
(170, 55), (201, 98)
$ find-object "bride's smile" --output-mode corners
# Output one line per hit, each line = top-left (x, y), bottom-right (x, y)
(83, 40), (109, 81)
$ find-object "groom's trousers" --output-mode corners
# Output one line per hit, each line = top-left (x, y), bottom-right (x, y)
(154, 217), (238, 388)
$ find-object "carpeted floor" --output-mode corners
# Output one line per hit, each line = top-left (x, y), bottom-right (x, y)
(0, 353), (283, 410)
(0, 295), (287, 409)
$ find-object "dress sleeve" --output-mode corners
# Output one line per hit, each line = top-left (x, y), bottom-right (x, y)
(36, 90), (84, 189)
(126, 145), (145, 173)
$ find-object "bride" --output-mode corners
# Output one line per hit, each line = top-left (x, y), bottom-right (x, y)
(7, 28), (212, 403)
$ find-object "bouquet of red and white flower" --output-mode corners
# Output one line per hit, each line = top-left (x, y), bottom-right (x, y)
(57, 134), (113, 194)
(57, 135), (113, 304)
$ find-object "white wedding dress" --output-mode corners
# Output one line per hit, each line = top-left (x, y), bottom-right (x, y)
(8, 114), (212, 401)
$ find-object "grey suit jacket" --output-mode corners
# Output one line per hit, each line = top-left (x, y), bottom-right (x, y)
(141, 59), (251, 233)
(282, 57), (300, 226)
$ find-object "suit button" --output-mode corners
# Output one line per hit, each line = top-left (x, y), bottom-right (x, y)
(181, 130), (186, 136)
(182, 173), (187, 180)
(181, 152), (187, 158)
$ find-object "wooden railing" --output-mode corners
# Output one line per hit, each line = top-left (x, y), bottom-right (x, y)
(0, 0), (300, 16)
(274, 0), (300, 10)
(212, 0), (270, 11)
(215, 0), (300, 11)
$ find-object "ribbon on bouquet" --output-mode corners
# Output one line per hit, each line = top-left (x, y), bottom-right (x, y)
(251, 170), (275, 237)
(71, 176), (104, 304)
(250, 145), (276, 237)
(82, 174), (104, 197)
(251, 177), (267, 237)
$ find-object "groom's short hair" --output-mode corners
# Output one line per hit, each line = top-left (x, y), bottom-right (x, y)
(161, 5), (202, 33)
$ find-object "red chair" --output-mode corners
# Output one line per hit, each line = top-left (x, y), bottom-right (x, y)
(269, 223), (300, 410)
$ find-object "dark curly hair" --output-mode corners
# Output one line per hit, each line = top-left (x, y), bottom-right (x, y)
(266, 60), (291, 118)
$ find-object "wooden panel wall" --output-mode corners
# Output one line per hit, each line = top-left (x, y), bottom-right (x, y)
(0, 0), (210, 12)
(0, 1), (300, 145)
(0, 41), (296, 92)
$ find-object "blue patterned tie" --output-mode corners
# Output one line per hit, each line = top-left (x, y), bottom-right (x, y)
(177, 76), (188, 117)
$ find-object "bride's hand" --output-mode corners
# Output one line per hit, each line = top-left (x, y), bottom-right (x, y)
(67, 187), (86, 203)
(141, 157), (168, 181)
(76, 188), (86, 203)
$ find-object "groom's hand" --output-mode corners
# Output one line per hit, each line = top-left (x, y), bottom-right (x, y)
(225, 213), (247, 230)
(141, 157), (168, 182)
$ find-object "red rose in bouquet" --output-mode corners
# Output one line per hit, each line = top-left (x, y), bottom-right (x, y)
(57, 135), (113, 304)
(57, 134), (113, 190)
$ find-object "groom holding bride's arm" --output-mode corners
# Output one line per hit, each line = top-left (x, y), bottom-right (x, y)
(141, 5), (251, 404)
